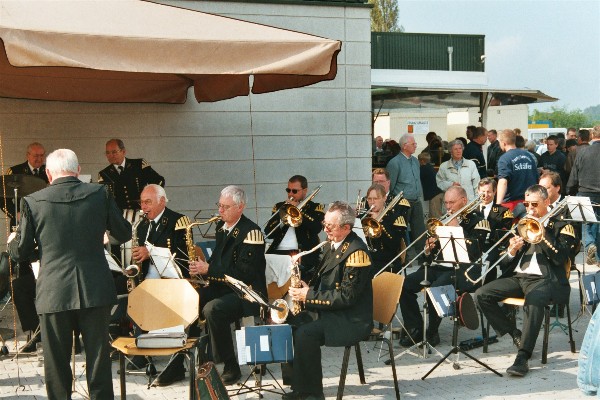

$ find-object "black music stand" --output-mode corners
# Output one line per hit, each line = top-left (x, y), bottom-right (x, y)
(422, 230), (502, 380)
(224, 275), (288, 397)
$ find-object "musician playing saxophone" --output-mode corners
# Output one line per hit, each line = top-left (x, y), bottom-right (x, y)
(189, 185), (267, 386)
(128, 184), (192, 386)
(399, 186), (489, 348)
(360, 183), (409, 275)
(284, 201), (372, 400)
(264, 175), (324, 282)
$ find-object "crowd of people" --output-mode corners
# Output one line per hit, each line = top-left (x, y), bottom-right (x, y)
(2, 125), (599, 399)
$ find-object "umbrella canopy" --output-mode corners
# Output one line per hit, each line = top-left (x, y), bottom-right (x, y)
(0, 0), (341, 103)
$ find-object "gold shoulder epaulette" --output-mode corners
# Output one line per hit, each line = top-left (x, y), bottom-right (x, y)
(393, 216), (407, 227)
(474, 220), (491, 232)
(346, 250), (371, 267)
(315, 203), (324, 213)
(141, 159), (150, 169)
(503, 210), (514, 219)
(244, 229), (265, 244)
(175, 215), (192, 230)
(399, 198), (411, 208)
(6, 167), (13, 175)
(560, 224), (576, 238)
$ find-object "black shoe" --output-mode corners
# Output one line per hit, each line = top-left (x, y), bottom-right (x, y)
(511, 329), (522, 349)
(400, 327), (422, 347)
(221, 361), (241, 386)
(426, 331), (440, 347)
(155, 363), (186, 386)
(20, 332), (41, 353)
(282, 392), (325, 400)
(282, 392), (302, 400)
(506, 353), (529, 377)
(126, 355), (148, 371)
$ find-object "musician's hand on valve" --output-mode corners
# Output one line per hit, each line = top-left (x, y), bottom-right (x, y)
(289, 281), (309, 302)
(190, 259), (209, 275)
(507, 236), (525, 257)
(132, 246), (150, 263)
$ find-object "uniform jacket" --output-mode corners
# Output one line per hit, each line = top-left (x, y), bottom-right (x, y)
(501, 216), (577, 305)
(8, 176), (131, 314)
(98, 158), (165, 210)
(305, 231), (373, 347)
(204, 214), (267, 317)
(265, 200), (324, 267)
(3, 161), (49, 225)
(135, 207), (191, 279)
(478, 203), (513, 250)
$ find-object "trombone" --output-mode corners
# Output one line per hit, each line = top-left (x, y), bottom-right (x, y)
(374, 194), (484, 278)
(361, 192), (404, 238)
(265, 185), (322, 238)
(464, 197), (569, 285)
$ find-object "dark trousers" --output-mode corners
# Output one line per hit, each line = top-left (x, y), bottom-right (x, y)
(407, 199), (426, 251)
(475, 275), (552, 355)
(203, 292), (244, 364)
(291, 317), (326, 395)
(12, 268), (39, 332)
(39, 305), (113, 400)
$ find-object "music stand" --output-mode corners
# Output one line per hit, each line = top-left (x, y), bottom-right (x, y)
(422, 228), (502, 380)
(223, 275), (287, 397)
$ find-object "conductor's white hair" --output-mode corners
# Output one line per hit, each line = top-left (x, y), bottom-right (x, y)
(46, 149), (79, 175)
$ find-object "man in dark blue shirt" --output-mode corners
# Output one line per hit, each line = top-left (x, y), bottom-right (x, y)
(464, 127), (487, 178)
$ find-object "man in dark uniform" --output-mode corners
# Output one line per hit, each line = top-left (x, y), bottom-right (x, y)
(360, 183), (409, 275)
(2, 142), (49, 352)
(477, 178), (514, 282)
(8, 149), (131, 400)
(283, 201), (373, 400)
(399, 186), (488, 347)
(97, 138), (165, 211)
(127, 184), (192, 384)
(476, 184), (577, 377)
(265, 175), (323, 282)
(190, 185), (267, 386)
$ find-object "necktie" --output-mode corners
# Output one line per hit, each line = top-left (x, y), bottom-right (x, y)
(117, 166), (124, 174)
(33, 168), (38, 176)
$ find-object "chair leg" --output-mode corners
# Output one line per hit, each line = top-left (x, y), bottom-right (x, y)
(337, 346), (351, 400)
(567, 303), (576, 353)
(383, 338), (400, 400)
(479, 310), (489, 353)
(542, 306), (550, 364)
(355, 344), (366, 385)
(119, 352), (127, 400)
(188, 350), (196, 400)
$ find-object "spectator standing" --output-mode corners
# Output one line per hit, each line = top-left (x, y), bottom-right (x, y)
(539, 135), (567, 192)
(464, 126), (488, 178)
(565, 129), (590, 179)
(418, 152), (444, 218)
(436, 139), (480, 201)
(486, 129), (502, 177)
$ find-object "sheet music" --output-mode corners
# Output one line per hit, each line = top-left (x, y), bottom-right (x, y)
(146, 241), (182, 279)
(567, 196), (597, 222)
(235, 328), (248, 365)
(352, 219), (368, 245)
(436, 226), (470, 264)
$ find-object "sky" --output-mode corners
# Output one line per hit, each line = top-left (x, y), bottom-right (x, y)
(397, 0), (600, 112)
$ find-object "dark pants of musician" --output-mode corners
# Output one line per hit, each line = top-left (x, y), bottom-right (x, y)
(39, 305), (113, 400)
(12, 267), (39, 332)
(203, 292), (244, 364)
(291, 317), (327, 395)
(400, 264), (477, 334)
(476, 274), (555, 356)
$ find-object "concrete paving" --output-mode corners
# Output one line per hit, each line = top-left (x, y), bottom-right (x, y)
(1, 259), (598, 400)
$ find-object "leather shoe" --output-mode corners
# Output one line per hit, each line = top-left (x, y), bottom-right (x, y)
(511, 329), (522, 349)
(506, 353), (529, 377)
(282, 392), (325, 400)
(426, 331), (440, 347)
(126, 355), (148, 371)
(20, 331), (41, 353)
(400, 328), (421, 347)
(221, 361), (241, 386)
(155, 363), (186, 386)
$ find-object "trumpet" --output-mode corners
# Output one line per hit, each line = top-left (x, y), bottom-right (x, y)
(265, 185), (322, 238)
(374, 195), (484, 278)
(361, 192), (404, 238)
(464, 197), (569, 284)
(186, 215), (222, 288)
(355, 189), (369, 216)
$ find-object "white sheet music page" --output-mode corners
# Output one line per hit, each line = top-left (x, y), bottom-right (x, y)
(145, 241), (181, 279)
(567, 196), (597, 222)
(436, 225), (470, 264)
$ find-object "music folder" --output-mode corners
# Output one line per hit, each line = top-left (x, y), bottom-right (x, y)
(582, 273), (600, 305)
(236, 324), (293, 365)
(426, 284), (456, 318)
(136, 325), (187, 348)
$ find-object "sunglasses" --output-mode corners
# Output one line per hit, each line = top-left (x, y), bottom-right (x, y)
(522, 201), (539, 208)
(285, 188), (302, 194)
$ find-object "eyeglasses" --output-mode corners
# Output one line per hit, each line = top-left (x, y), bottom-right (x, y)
(523, 201), (540, 208)
(216, 202), (235, 211)
(321, 222), (340, 230)
(105, 150), (122, 156)
(285, 188), (302, 194)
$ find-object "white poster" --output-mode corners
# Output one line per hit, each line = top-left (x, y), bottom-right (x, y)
(407, 120), (430, 135)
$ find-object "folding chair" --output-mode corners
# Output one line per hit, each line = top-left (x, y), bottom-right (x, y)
(111, 279), (199, 400)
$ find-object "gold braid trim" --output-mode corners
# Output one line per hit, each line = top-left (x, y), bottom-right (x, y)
(560, 224), (576, 238)
(346, 250), (371, 267)
(141, 159), (150, 169)
(503, 210), (514, 219)
(393, 216), (407, 227)
(244, 229), (265, 244)
(475, 220), (491, 232)
(398, 198), (411, 208)
(174, 216), (191, 230)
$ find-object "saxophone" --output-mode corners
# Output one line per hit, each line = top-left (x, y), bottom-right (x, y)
(125, 211), (148, 292)
(186, 215), (221, 288)
(271, 241), (329, 324)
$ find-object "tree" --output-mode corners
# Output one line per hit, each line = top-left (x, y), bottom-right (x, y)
(529, 106), (589, 129)
(370, 0), (404, 32)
